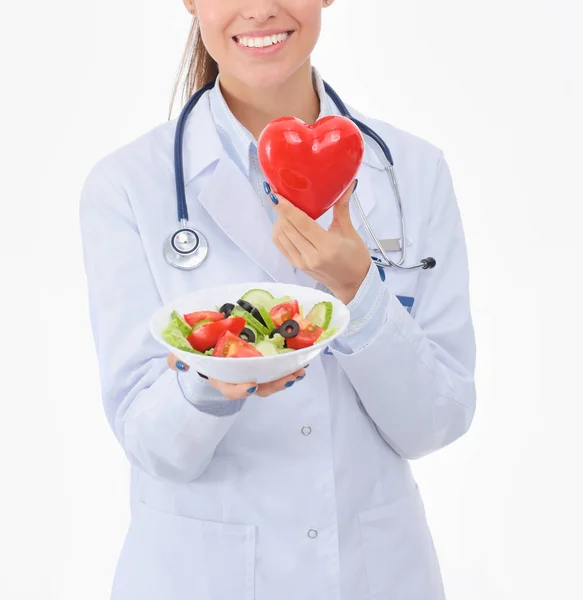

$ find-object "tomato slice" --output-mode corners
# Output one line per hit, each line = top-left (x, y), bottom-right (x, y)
(187, 317), (246, 352)
(183, 310), (225, 327)
(285, 313), (323, 350)
(213, 330), (263, 358)
(269, 300), (300, 328)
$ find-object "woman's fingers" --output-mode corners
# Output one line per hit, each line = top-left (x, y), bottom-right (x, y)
(254, 368), (306, 397)
(167, 353), (189, 372)
(167, 354), (306, 400)
(208, 378), (259, 401)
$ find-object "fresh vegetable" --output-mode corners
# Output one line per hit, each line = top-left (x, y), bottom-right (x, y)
(270, 333), (286, 351)
(255, 339), (280, 356)
(219, 303), (235, 317)
(285, 314), (324, 350)
(230, 305), (270, 336)
(239, 327), (257, 343)
(269, 299), (300, 328)
(306, 301), (333, 329)
(316, 326), (339, 344)
(278, 319), (301, 339)
(187, 317), (246, 352)
(184, 310), (224, 327)
(213, 331), (263, 357)
(256, 305), (275, 331)
(162, 320), (201, 354)
(170, 310), (192, 336)
(162, 288), (337, 357)
(240, 289), (275, 309)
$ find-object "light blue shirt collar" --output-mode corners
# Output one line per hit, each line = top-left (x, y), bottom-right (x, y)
(208, 66), (332, 177)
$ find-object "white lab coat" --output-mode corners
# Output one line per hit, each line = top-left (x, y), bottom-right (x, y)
(79, 90), (476, 600)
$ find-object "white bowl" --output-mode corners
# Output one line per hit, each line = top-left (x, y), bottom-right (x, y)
(150, 281), (350, 384)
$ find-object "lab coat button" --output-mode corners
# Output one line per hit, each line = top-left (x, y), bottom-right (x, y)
(307, 529), (318, 539)
(301, 426), (312, 436)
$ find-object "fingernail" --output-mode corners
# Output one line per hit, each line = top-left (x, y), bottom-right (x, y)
(284, 380), (295, 388)
(296, 375), (305, 382)
(197, 371), (208, 380)
(176, 361), (186, 371)
(353, 179), (359, 192)
(263, 181), (271, 194)
(270, 193), (279, 205)
(303, 364), (310, 369)
(247, 386), (258, 394)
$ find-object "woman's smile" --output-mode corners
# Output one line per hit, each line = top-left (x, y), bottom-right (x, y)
(233, 29), (294, 56)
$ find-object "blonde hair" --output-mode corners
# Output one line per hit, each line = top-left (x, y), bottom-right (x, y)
(167, 17), (218, 121)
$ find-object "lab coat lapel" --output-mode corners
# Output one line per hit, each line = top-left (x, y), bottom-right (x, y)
(198, 156), (298, 284)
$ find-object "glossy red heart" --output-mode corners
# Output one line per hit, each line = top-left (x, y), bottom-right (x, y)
(257, 115), (364, 220)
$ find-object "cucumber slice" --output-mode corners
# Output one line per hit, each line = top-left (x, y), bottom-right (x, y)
(306, 301), (333, 329)
(316, 326), (338, 344)
(170, 310), (192, 336)
(230, 305), (269, 336)
(256, 306), (275, 332)
(241, 289), (275, 310)
(255, 340), (280, 357)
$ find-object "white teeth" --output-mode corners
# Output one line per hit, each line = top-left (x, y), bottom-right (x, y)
(236, 32), (289, 48)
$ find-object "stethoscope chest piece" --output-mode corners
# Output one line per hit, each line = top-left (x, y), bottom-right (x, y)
(163, 227), (209, 270)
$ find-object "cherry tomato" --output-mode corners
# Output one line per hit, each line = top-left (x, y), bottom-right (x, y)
(213, 330), (263, 358)
(183, 310), (225, 327)
(269, 300), (300, 328)
(187, 317), (246, 352)
(285, 314), (323, 350)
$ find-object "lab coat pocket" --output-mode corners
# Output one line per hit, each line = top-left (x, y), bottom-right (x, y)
(358, 492), (444, 600)
(111, 501), (256, 600)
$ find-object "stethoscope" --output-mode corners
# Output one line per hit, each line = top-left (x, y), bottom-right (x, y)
(163, 80), (436, 273)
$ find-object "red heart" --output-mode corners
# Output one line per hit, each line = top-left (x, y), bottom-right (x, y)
(257, 115), (364, 220)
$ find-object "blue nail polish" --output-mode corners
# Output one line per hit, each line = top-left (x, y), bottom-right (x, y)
(296, 375), (305, 382)
(247, 386), (258, 394)
(284, 380), (295, 388)
(176, 361), (186, 371)
(372, 257), (386, 281)
(263, 181), (271, 194)
(353, 179), (359, 192)
(270, 193), (279, 205)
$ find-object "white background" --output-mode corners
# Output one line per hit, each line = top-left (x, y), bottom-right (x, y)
(1, 0), (582, 598)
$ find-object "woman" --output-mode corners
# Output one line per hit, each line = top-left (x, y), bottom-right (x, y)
(79, 0), (476, 598)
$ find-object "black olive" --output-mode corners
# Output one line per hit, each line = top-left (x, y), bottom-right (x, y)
(239, 327), (256, 343)
(237, 299), (255, 313)
(279, 319), (300, 338)
(251, 307), (267, 327)
(219, 302), (235, 317)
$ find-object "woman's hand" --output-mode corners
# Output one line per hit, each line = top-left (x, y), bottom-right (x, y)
(167, 353), (306, 399)
(267, 180), (371, 305)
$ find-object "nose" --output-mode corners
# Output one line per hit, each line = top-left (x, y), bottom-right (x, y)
(240, 0), (279, 22)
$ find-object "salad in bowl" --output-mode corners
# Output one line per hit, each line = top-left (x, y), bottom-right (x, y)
(150, 282), (350, 384)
